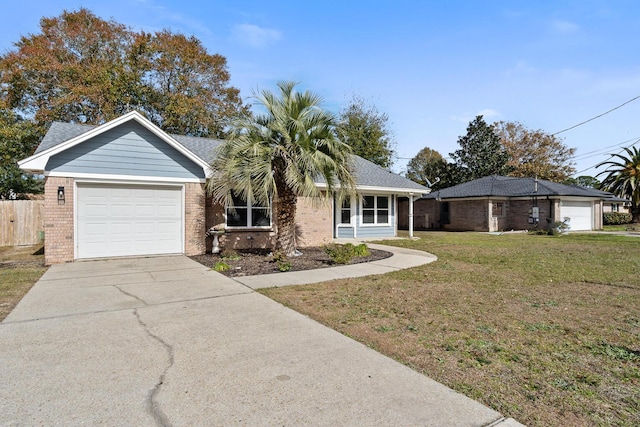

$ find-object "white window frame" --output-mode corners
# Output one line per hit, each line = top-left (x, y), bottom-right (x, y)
(360, 194), (391, 226)
(225, 194), (272, 229)
(336, 196), (354, 226)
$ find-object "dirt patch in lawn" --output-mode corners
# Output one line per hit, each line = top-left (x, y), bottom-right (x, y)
(190, 246), (392, 277)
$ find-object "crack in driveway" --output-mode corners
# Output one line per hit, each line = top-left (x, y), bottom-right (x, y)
(134, 308), (174, 427)
(114, 285), (148, 305)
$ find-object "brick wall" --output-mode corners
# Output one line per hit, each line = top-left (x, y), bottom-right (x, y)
(507, 199), (554, 230)
(43, 177), (75, 265)
(295, 195), (333, 247)
(204, 194), (333, 251)
(445, 200), (488, 231)
(184, 183), (206, 256)
(398, 198), (439, 229)
(593, 200), (603, 229)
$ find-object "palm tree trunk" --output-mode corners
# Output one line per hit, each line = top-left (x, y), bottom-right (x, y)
(274, 187), (298, 256)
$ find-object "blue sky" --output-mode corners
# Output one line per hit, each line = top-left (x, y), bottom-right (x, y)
(3, 0), (640, 178)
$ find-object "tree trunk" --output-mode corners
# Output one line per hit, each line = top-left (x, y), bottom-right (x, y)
(274, 187), (298, 256)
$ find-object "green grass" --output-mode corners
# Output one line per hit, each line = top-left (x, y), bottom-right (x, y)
(260, 232), (640, 426)
(0, 245), (47, 321)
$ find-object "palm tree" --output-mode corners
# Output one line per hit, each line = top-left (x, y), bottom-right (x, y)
(596, 145), (640, 223)
(207, 81), (356, 255)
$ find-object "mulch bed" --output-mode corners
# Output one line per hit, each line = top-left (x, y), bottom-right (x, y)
(190, 246), (392, 277)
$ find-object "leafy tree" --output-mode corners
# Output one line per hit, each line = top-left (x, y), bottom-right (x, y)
(495, 121), (575, 181)
(136, 29), (245, 137)
(596, 146), (640, 223)
(450, 115), (511, 183)
(564, 175), (600, 188)
(0, 109), (44, 199)
(406, 147), (446, 187)
(336, 94), (395, 169)
(0, 8), (244, 137)
(207, 82), (356, 255)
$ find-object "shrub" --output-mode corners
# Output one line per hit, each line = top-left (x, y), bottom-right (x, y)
(548, 218), (570, 235)
(603, 212), (632, 225)
(271, 250), (291, 272)
(324, 243), (355, 264)
(221, 248), (241, 260)
(212, 261), (230, 272)
(353, 243), (370, 257)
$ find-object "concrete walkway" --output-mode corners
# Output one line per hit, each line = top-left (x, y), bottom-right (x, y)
(235, 243), (438, 289)
(0, 246), (524, 426)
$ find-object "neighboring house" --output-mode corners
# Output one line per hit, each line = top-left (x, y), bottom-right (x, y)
(19, 111), (429, 264)
(398, 175), (620, 232)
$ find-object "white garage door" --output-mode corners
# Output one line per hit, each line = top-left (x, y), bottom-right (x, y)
(77, 184), (183, 259)
(561, 201), (593, 231)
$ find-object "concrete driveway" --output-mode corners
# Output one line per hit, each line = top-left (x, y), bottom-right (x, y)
(0, 255), (522, 426)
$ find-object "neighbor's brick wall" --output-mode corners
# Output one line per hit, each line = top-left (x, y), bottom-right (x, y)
(398, 198), (439, 230)
(594, 200), (603, 229)
(184, 183), (206, 256)
(43, 177), (75, 265)
(445, 200), (488, 231)
(295, 196), (333, 247)
(507, 199), (554, 231)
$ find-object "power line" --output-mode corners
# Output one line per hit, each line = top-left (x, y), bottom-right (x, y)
(571, 136), (640, 161)
(552, 95), (640, 136)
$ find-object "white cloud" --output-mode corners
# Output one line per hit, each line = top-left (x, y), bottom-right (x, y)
(232, 24), (282, 48)
(451, 109), (501, 123)
(477, 109), (501, 119)
(552, 19), (580, 33)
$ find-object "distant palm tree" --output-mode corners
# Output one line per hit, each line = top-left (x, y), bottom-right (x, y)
(596, 145), (640, 223)
(207, 81), (356, 255)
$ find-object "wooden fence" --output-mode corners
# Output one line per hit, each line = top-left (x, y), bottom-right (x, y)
(0, 200), (45, 246)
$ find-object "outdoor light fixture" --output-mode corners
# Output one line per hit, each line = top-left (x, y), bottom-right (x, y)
(57, 186), (65, 205)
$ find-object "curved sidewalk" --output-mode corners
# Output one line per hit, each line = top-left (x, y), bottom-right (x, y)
(234, 243), (438, 289)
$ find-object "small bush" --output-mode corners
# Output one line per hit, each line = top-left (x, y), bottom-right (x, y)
(271, 250), (291, 272)
(603, 212), (632, 225)
(324, 243), (355, 264)
(353, 243), (370, 257)
(221, 248), (241, 260)
(212, 261), (230, 272)
(549, 218), (570, 235)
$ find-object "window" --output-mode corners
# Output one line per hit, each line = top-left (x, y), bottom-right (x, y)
(361, 195), (390, 225)
(226, 192), (271, 228)
(492, 202), (504, 217)
(340, 197), (351, 224)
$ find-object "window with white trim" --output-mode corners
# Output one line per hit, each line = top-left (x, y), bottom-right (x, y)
(361, 195), (390, 225)
(340, 197), (352, 224)
(226, 192), (271, 228)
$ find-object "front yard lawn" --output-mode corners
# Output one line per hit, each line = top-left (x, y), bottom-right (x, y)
(0, 245), (47, 321)
(260, 232), (640, 427)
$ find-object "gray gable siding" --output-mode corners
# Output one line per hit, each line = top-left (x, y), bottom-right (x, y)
(46, 122), (205, 179)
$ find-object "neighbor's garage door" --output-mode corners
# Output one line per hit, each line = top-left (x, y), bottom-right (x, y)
(77, 184), (182, 259)
(560, 200), (593, 231)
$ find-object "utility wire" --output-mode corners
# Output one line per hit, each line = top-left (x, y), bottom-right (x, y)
(552, 95), (640, 136)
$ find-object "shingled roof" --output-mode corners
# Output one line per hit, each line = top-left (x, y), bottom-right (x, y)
(34, 121), (428, 193)
(424, 175), (618, 200)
